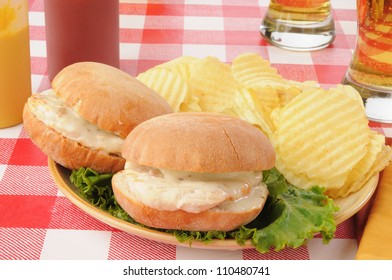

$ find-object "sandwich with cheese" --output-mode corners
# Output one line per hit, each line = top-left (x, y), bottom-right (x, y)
(112, 112), (276, 231)
(23, 62), (173, 173)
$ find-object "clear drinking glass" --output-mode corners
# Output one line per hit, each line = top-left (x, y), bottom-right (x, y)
(343, 0), (392, 123)
(260, 0), (335, 51)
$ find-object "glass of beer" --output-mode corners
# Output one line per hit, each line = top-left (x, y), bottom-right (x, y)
(260, 0), (335, 51)
(343, 0), (392, 123)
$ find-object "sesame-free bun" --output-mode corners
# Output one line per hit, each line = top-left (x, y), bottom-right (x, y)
(113, 112), (275, 231)
(112, 170), (268, 231)
(23, 105), (125, 174)
(122, 112), (275, 173)
(52, 62), (173, 138)
(23, 62), (173, 173)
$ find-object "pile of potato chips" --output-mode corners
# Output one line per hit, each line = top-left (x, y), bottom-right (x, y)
(137, 53), (392, 199)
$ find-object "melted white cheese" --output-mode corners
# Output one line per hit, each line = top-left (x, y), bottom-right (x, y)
(125, 162), (269, 213)
(28, 90), (124, 155)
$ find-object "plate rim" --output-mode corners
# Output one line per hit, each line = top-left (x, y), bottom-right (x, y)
(333, 173), (379, 224)
(48, 159), (379, 251)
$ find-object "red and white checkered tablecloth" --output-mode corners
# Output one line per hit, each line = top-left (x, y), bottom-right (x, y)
(1, 0), (391, 260)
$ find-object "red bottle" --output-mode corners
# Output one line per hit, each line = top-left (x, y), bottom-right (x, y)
(44, 0), (120, 81)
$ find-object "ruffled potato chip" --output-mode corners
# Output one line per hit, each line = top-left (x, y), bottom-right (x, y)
(156, 56), (200, 80)
(232, 53), (286, 88)
(247, 85), (280, 116)
(233, 87), (275, 139)
(327, 141), (392, 198)
(273, 86), (370, 189)
(186, 56), (239, 114)
(180, 94), (202, 112)
(137, 67), (188, 112)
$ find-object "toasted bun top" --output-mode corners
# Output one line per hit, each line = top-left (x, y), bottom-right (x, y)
(122, 112), (276, 173)
(52, 62), (173, 138)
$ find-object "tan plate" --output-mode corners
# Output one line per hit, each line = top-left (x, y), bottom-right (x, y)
(334, 173), (379, 224)
(48, 159), (379, 251)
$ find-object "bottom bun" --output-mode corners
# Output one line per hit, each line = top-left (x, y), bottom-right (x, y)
(23, 105), (125, 174)
(112, 170), (265, 231)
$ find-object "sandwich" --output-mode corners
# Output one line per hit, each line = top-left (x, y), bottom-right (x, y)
(23, 62), (173, 173)
(112, 112), (276, 231)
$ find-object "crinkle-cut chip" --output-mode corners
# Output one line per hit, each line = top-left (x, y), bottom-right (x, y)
(187, 56), (239, 112)
(232, 53), (286, 88)
(272, 87), (323, 129)
(288, 80), (319, 89)
(233, 87), (275, 139)
(276, 81), (320, 106)
(156, 56), (200, 80)
(157, 56), (200, 68)
(231, 53), (322, 109)
(179, 94), (202, 112)
(247, 85), (280, 115)
(275, 154), (333, 189)
(137, 67), (188, 112)
(276, 86), (303, 107)
(327, 84), (364, 109)
(273, 88), (370, 188)
(271, 107), (282, 131)
(278, 86), (324, 107)
(232, 53), (320, 91)
(327, 144), (392, 198)
(326, 130), (384, 198)
(194, 89), (234, 113)
(345, 131), (384, 183)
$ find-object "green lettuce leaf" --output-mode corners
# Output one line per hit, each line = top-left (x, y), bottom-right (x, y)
(69, 167), (337, 253)
(246, 168), (338, 253)
(170, 230), (227, 244)
(70, 167), (134, 223)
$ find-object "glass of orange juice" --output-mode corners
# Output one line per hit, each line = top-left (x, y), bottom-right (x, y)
(0, 0), (31, 128)
(343, 0), (392, 123)
(260, 0), (335, 51)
